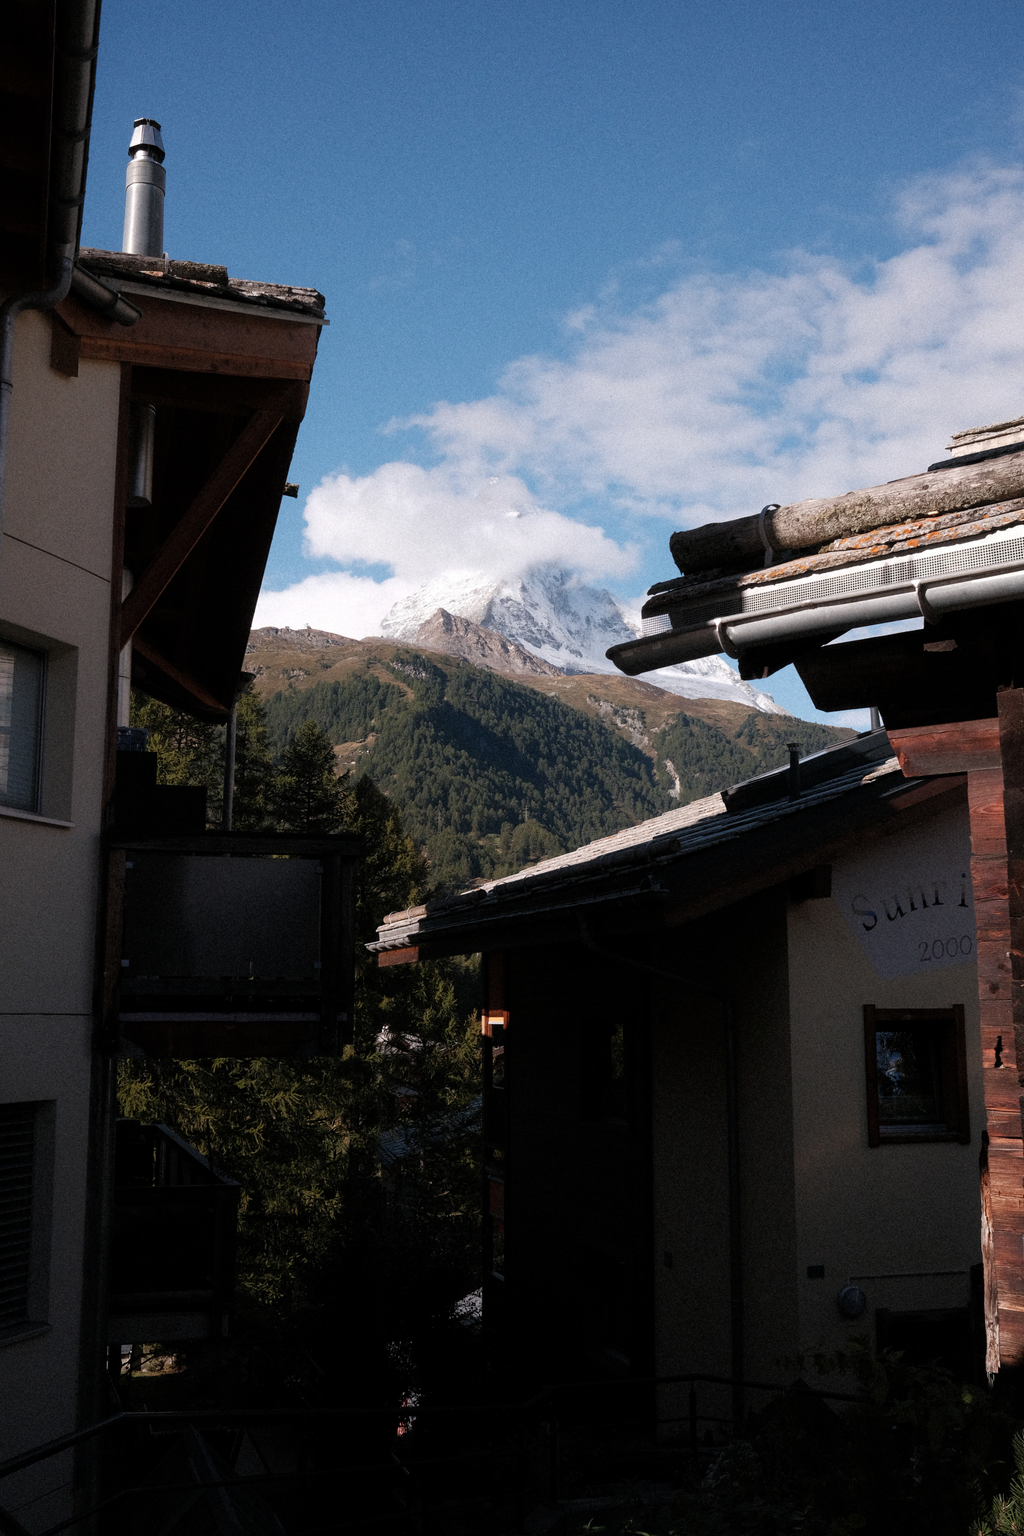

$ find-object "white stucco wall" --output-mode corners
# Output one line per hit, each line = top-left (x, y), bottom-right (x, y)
(0, 306), (120, 1527)
(651, 797), (983, 1420)
(788, 799), (983, 1354)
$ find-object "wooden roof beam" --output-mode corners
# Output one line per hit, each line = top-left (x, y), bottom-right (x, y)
(120, 406), (283, 648)
(131, 632), (229, 716)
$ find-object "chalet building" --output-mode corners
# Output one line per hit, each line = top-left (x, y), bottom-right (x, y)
(1, 8), (355, 1527)
(606, 414), (1024, 1381)
(372, 731), (985, 1421)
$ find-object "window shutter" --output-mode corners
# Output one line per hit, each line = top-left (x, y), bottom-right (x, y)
(0, 1104), (34, 1329)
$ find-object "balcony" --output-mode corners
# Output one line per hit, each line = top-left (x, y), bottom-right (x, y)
(102, 826), (362, 1057)
(108, 1121), (240, 1344)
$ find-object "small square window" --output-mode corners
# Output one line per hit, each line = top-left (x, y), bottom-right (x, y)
(0, 641), (45, 813)
(863, 1005), (970, 1146)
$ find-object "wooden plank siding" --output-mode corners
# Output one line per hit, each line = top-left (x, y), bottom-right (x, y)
(967, 763), (1023, 1373)
(888, 719), (1024, 1372)
(960, 755), (1019, 1371)
(995, 691), (1024, 1369)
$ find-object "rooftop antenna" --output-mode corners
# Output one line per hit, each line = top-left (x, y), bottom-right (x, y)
(122, 117), (165, 256)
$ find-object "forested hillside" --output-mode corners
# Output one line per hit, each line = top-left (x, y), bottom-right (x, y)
(250, 629), (851, 892)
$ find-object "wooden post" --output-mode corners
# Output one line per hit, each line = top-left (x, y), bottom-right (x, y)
(998, 689), (1024, 1082)
(888, 716), (1024, 1373)
(995, 689), (1024, 1371)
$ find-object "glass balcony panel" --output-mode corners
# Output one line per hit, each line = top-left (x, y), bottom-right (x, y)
(122, 853), (320, 980)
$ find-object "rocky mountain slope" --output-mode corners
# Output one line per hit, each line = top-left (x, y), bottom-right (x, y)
(379, 564), (788, 714)
(413, 609), (565, 678)
(247, 627), (851, 892)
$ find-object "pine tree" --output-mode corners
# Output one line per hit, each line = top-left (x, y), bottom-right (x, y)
(231, 686), (277, 831)
(273, 718), (352, 833)
(130, 690), (224, 819)
(118, 711), (482, 1402)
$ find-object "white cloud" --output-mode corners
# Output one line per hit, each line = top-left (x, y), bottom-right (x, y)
(253, 570), (414, 639)
(409, 162), (1024, 520)
(256, 463), (636, 634)
(261, 160), (1024, 635)
(302, 462), (635, 580)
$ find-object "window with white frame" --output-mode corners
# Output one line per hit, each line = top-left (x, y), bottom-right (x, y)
(0, 641), (46, 813)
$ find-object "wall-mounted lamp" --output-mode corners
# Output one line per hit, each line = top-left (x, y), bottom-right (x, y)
(837, 1284), (867, 1318)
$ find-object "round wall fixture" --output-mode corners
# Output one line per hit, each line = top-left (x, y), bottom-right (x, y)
(837, 1284), (867, 1319)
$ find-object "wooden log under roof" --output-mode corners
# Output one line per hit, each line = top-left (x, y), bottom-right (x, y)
(670, 446), (1024, 574)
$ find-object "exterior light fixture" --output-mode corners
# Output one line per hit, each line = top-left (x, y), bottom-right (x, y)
(837, 1284), (867, 1319)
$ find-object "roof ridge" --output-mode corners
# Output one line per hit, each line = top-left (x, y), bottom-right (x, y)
(375, 756), (904, 941)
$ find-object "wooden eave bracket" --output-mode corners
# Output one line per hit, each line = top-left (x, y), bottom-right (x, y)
(131, 632), (229, 716)
(888, 717), (1001, 778)
(120, 406), (284, 650)
(882, 775), (969, 811)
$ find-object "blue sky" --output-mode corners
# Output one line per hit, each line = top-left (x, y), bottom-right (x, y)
(83, 0), (1024, 722)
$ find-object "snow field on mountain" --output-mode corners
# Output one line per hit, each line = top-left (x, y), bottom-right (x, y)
(380, 565), (787, 715)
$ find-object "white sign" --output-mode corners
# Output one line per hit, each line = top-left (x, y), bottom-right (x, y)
(831, 815), (976, 979)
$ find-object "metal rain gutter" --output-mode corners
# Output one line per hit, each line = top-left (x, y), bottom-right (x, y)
(608, 521), (1024, 676)
(70, 264), (142, 326)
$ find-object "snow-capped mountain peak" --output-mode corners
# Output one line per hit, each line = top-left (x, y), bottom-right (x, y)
(380, 565), (788, 715)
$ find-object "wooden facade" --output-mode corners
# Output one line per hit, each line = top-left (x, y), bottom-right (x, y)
(885, 701), (1024, 1373)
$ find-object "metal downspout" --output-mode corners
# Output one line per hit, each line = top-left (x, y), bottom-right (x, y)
(223, 697), (238, 830)
(577, 915), (745, 1430)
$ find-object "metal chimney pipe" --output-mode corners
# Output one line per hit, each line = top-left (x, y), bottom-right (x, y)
(122, 118), (165, 256)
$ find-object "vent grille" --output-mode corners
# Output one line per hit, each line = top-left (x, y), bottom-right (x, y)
(0, 1104), (34, 1329)
(659, 529), (1024, 630)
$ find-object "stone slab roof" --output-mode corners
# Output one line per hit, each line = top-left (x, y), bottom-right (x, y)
(371, 747), (905, 953)
(645, 496), (1024, 618)
(78, 248), (326, 319)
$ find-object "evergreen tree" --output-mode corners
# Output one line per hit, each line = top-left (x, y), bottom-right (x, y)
(130, 686), (280, 831)
(262, 648), (853, 893)
(118, 702), (482, 1404)
(351, 775), (431, 943)
(231, 686), (277, 831)
(118, 1054), (355, 1309)
(130, 690), (223, 819)
(274, 718), (352, 833)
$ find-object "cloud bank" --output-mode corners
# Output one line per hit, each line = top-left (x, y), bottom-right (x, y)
(257, 464), (634, 636)
(256, 162), (1024, 637)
